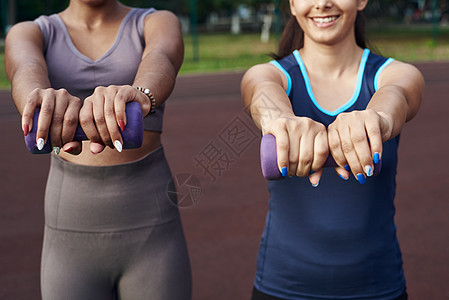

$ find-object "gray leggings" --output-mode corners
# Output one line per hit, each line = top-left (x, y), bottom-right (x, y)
(41, 147), (192, 299)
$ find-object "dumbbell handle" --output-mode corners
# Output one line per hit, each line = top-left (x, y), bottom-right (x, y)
(25, 102), (144, 154)
(260, 134), (381, 180)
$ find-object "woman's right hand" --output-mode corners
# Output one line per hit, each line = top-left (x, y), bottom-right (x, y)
(263, 116), (329, 186)
(21, 88), (82, 154)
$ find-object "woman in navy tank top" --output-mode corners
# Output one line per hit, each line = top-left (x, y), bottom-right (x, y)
(5, 0), (191, 299)
(242, 0), (424, 299)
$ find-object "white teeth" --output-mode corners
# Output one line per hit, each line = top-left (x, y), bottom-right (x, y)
(313, 16), (338, 23)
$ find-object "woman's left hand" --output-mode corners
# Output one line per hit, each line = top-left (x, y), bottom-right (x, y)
(327, 109), (391, 184)
(79, 85), (151, 154)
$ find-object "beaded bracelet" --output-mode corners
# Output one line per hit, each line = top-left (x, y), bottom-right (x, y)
(135, 86), (156, 117)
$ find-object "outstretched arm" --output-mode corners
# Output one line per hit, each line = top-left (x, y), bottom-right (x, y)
(5, 21), (82, 154)
(241, 63), (329, 186)
(328, 61), (424, 182)
(134, 10), (184, 106)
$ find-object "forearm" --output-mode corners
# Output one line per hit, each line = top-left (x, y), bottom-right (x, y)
(247, 81), (296, 133)
(5, 22), (50, 115)
(132, 50), (181, 107)
(241, 64), (295, 133)
(367, 61), (424, 141)
(133, 10), (184, 107)
(367, 85), (409, 142)
(9, 63), (51, 115)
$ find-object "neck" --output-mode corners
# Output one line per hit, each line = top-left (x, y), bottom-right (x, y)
(62, 0), (127, 28)
(299, 37), (364, 78)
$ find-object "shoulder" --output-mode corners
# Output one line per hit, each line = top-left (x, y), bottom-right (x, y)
(382, 60), (422, 75)
(6, 21), (44, 45)
(7, 21), (42, 35)
(140, 10), (181, 38)
(378, 60), (424, 90)
(376, 59), (424, 118)
(242, 62), (288, 90)
(126, 8), (178, 34)
(144, 10), (180, 27)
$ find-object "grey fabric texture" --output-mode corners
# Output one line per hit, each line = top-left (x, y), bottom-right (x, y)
(41, 147), (192, 299)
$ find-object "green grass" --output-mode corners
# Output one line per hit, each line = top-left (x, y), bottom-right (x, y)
(368, 26), (449, 62)
(179, 27), (449, 75)
(0, 51), (10, 90)
(180, 33), (277, 74)
(1, 27), (449, 89)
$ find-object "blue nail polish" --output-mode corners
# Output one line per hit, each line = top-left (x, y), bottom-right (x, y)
(374, 152), (380, 164)
(344, 165), (351, 172)
(356, 174), (366, 184)
(282, 167), (288, 177)
(340, 174), (349, 181)
(312, 182), (320, 188)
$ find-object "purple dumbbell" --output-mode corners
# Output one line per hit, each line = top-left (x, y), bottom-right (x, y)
(25, 102), (144, 154)
(260, 134), (381, 180)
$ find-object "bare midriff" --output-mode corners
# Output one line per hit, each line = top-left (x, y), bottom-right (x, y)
(58, 131), (161, 166)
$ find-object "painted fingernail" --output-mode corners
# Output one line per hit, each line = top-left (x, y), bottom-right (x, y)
(118, 120), (126, 132)
(344, 165), (351, 172)
(23, 124), (29, 136)
(37, 138), (45, 151)
(312, 181), (320, 188)
(365, 165), (373, 177)
(53, 147), (60, 155)
(64, 146), (74, 153)
(114, 140), (123, 153)
(282, 167), (288, 177)
(340, 174), (349, 181)
(356, 173), (366, 184)
(374, 152), (380, 164)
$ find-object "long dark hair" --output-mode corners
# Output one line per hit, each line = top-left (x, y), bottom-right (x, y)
(272, 11), (368, 59)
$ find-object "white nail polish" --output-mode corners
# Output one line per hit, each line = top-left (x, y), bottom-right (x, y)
(114, 140), (123, 153)
(37, 138), (45, 151)
(53, 147), (60, 155)
(365, 165), (373, 177)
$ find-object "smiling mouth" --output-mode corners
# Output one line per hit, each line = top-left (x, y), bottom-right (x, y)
(312, 16), (339, 23)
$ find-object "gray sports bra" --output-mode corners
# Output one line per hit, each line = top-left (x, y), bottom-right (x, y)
(34, 8), (164, 132)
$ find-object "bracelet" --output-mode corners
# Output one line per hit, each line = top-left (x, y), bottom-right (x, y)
(135, 86), (156, 117)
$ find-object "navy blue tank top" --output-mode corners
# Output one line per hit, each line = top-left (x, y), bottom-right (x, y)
(255, 49), (405, 299)
(34, 8), (164, 132)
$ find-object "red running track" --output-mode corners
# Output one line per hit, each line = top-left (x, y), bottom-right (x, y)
(0, 63), (448, 299)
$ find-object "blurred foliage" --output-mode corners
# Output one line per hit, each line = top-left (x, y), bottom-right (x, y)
(1, 0), (448, 37)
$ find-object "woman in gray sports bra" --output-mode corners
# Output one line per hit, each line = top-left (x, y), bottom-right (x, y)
(5, 0), (192, 299)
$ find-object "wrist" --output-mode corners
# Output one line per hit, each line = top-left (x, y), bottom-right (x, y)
(135, 87), (156, 117)
(376, 111), (395, 141)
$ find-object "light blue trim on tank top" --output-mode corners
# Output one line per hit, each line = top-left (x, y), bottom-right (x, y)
(270, 60), (292, 96)
(374, 58), (395, 91)
(293, 48), (370, 116)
